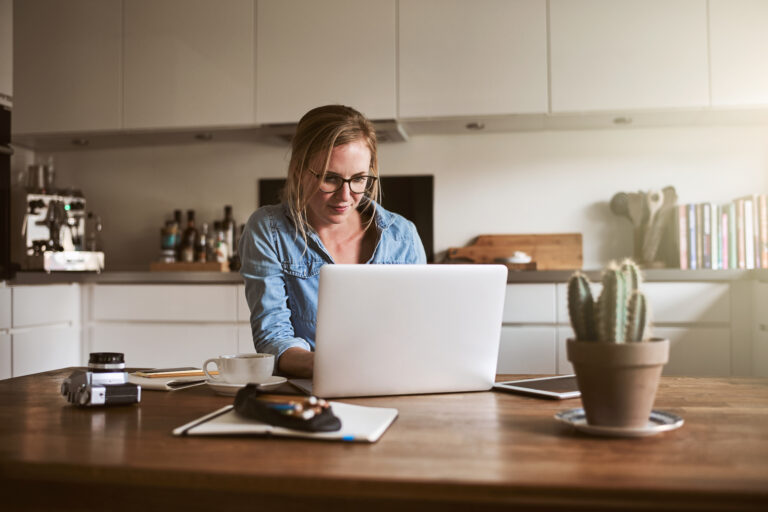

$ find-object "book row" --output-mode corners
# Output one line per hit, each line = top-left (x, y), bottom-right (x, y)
(677, 194), (768, 270)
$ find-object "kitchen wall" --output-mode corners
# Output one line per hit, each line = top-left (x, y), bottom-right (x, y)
(28, 122), (768, 270)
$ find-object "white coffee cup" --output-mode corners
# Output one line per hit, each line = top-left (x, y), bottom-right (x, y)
(203, 353), (275, 385)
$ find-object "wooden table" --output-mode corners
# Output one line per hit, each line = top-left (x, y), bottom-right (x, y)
(1, 370), (767, 511)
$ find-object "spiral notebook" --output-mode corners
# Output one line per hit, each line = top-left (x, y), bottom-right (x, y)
(173, 402), (398, 443)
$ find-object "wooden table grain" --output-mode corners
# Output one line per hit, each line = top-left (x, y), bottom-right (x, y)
(1, 369), (766, 511)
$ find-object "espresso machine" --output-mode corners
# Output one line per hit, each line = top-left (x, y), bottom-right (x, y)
(22, 163), (104, 272)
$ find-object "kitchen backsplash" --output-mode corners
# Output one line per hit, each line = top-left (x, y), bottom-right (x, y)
(14, 123), (768, 271)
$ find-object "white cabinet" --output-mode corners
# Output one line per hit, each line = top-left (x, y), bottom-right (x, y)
(9, 284), (81, 377)
(238, 325), (256, 354)
(654, 326), (731, 376)
(398, 0), (548, 118)
(13, 0), (122, 134)
(87, 284), (241, 368)
(12, 284), (79, 328)
(12, 325), (80, 376)
(90, 324), (237, 368)
(255, 0), (396, 124)
(0, 0), (11, 106)
(91, 285), (237, 323)
(0, 287), (10, 330)
(123, 0), (254, 129)
(754, 283), (768, 377)
(709, 0), (768, 108)
(500, 284), (557, 374)
(549, 0), (709, 112)
(0, 334), (10, 380)
(498, 326), (556, 374)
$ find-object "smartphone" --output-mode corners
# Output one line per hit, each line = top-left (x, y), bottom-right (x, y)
(493, 375), (580, 399)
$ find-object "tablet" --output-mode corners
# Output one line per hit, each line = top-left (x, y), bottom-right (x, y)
(493, 375), (581, 400)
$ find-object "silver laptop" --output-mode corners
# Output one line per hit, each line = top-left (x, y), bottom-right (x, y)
(291, 264), (508, 398)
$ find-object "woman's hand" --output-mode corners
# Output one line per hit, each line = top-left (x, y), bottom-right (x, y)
(277, 347), (314, 378)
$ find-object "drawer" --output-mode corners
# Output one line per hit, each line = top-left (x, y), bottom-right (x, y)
(12, 284), (80, 328)
(503, 284), (556, 323)
(497, 326), (556, 374)
(236, 284), (250, 322)
(0, 288), (10, 329)
(92, 285), (238, 322)
(556, 282), (731, 324)
(89, 324), (238, 368)
(13, 325), (81, 377)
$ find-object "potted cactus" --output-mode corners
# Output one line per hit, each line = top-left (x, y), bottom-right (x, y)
(566, 259), (669, 428)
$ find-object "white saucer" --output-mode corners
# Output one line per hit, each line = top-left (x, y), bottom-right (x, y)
(555, 408), (684, 438)
(206, 376), (287, 396)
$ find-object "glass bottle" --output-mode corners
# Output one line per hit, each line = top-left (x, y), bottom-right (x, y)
(173, 209), (183, 261)
(196, 222), (209, 263)
(222, 205), (236, 267)
(213, 221), (228, 263)
(180, 210), (198, 263)
(85, 212), (102, 252)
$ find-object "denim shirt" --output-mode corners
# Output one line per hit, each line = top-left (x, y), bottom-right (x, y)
(239, 201), (426, 362)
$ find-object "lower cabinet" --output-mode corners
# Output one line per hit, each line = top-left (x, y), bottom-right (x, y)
(237, 325), (256, 355)
(497, 327), (556, 374)
(0, 334), (11, 380)
(754, 282), (768, 377)
(653, 327), (732, 377)
(89, 324), (238, 368)
(12, 325), (81, 376)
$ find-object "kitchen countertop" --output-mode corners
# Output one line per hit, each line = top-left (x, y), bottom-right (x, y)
(4, 268), (768, 285)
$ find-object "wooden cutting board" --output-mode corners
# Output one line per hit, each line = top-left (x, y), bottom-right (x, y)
(446, 233), (582, 270)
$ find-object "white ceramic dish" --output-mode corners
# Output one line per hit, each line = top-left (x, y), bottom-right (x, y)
(555, 408), (684, 437)
(206, 376), (287, 396)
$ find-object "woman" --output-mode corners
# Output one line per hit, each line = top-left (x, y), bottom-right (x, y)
(239, 105), (426, 378)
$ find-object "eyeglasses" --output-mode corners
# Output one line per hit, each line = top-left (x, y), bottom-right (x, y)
(308, 170), (377, 194)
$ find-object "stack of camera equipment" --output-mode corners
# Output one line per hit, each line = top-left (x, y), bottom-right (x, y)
(61, 352), (141, 407)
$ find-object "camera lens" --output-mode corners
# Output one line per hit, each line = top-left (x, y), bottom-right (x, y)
(88, 352), (126, 372)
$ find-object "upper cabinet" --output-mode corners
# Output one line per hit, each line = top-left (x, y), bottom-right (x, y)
(13, 0), (122, 134)
(709, 0), (768, 108)
(255, 0), (396, 124)
(399, 0), (548, 118)
(124, 0), (254, 129)
(549, 0), (709, 112)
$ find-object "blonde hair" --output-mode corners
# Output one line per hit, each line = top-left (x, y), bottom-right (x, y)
(282, 105), (381, 246)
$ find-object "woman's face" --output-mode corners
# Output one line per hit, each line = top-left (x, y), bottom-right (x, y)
(305, 139), (372, 230)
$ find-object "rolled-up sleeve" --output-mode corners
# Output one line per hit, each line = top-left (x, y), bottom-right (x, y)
(238, 211), (311, 361)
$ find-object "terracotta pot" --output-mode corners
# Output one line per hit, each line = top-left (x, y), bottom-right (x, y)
(566, 338), (669, 428)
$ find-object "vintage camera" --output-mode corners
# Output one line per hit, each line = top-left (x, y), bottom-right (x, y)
(61, 352), (141, 407)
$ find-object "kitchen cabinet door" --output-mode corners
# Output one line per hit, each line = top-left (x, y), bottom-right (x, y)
(497, 326), (556, 374)
(654, 326), (731, 377)
(12, 325), (80, 377)
(0, 287), (10, 330)
(709, 0), (768, 107)
(89, 324), (238, 368)
(12, 284), (80, 328)
(256, 0), (396, 124)
(503, 284), (556, 324)
(124, 0), (254, 129)
(13, 0), (122, 134)
(549, 0), (709, 112)
(91, 284), (237, 323)
(238, 325), (257, 355)
(0, 334), (10, 380)
(399, 0), (547, 118)
(754, 283), (768, 377)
